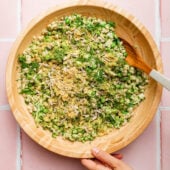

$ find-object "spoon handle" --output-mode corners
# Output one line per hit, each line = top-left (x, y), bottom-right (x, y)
(149, 69), (170, 91)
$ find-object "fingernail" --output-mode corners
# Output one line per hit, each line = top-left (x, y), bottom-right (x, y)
(92, 147), (100, 154)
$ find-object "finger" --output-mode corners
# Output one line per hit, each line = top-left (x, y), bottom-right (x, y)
(94, 159), (112, 170)
(111, 153), (123, 159)
(81, 159), (96, 170)
(81, 159), (111, 170)
(90, 153), (123, 161)
(92, 148), (122, 168)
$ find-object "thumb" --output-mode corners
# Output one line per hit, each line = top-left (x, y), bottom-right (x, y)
(92, 148), (122, 168)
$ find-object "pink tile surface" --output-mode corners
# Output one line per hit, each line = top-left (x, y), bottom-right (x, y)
(21, 0), (68, 29)
(161, 0), (170, 37)
(21, 0), (155, 37)
(0, 111), (18, 170)
(21, 131), (86, 170)
(161, 42), (170, 107)
(119, 117), (157, 170)
(0, 0), (170, 170)
(0, 0), (18, 39)
(0, 42), (13, 105)
(21, 116), (158, 170)
(107, 0), (156, 37)
(161, 110), (170, 170)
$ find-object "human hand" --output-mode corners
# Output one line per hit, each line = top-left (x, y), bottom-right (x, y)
(81, 148), (132, 170)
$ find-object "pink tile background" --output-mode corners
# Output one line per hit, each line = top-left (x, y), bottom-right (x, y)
(21, 132), (86, 170)
(0, 42), (13, 105)
(21, 0), (156, 37)
(107, 0), (156, 37)
(0, 0), (18, 38)
(120, 117), (158, 170)
(21, 0), (68, 29)
(0, 111), (18, 170)
(161, 0), (170, 37)
(161, 110), (170, 170)
(0, 0), (170, 170)
(161, 42), (170, 107)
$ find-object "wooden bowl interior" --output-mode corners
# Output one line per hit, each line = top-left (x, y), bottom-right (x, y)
(6, 4), (162, 158)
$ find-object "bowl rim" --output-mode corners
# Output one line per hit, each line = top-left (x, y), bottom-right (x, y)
(6, 0), (162, 158)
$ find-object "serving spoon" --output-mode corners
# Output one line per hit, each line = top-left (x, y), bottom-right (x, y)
(121, 39), (170, 91)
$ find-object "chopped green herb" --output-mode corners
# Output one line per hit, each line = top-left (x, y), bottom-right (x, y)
(17, 14), (148, 142)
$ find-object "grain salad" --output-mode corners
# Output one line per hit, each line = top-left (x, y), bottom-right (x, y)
(17, 14), (148, 142)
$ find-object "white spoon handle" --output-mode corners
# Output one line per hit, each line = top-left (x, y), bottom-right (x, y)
(149, 69), (170, 91)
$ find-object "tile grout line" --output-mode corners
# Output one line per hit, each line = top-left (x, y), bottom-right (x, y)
(159, 106), (170, 110)
(161, 37), (170, 42)
(17, 0), (22, 34)
(0, 38), (15, 42)
(16, 0), (22, 170)
(155, 0), (161, 169)
(0, 104), (10, 111)
(159, 109), (163, 170)
(156, 109), (161, 170)
(155, 0), (161, 48)
(16, 125), (22, 170)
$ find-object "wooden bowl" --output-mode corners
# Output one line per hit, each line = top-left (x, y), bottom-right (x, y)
(6, 0), (162, 158)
